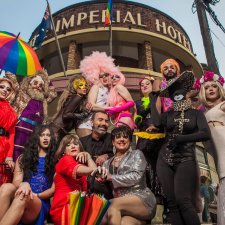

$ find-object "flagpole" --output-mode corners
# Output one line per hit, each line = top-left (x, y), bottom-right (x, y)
(46, 0), (67, 77)
(109, 24), (112, 57)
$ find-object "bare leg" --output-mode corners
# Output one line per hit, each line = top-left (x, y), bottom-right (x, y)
(107, 195), (150, 225)
(0, 194), (41, 225)
(0, 183), (16, 219)
(76, 128), (92, 138)
(121, 216), (146, 225)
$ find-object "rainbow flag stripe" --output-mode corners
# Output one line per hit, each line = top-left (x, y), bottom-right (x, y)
(0, 31), (42, 76)
(104, 0), (112, 27)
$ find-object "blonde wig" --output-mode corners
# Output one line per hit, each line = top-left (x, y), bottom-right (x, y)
(54, 74), (87, 117)
(199, 80), (225, 109)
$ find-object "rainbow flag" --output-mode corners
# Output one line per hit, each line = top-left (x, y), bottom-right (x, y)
(104, 0), (113, 27)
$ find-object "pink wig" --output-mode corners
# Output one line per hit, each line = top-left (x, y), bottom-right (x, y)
(108, 69), (126, 106)
(80, 51), (118, 85)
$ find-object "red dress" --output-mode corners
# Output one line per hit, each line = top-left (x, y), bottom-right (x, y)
(0, 100), (17, 184)
(50, 155), (87, 225)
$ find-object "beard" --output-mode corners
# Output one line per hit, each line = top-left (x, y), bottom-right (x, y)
(164, 72), (177, 81)
(93, 125), (108, 135)
(27, 86), (45, 101)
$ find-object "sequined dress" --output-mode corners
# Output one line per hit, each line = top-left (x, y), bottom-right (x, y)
(103, 149), (156, 215)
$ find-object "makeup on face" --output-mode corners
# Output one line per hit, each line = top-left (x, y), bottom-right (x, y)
(0, 81), (12, 100)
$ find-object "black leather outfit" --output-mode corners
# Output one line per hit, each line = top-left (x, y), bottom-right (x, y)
(51, 94), (90, 143)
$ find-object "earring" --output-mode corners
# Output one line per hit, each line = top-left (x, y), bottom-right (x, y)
(113, 146), (116, 154)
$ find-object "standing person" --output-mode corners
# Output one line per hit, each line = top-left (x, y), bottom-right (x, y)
(50, 134), (103, 225)
(80, 111), (113, 199)
(0, 124), (57, 225)
(0, 73), (17, 185)
(134, 77), (164, 202)
(150, 71), (210, 225)
(102, 126), (156, 225)
(200, 176), (210, 223)
(153, 58), (180, 112)
(106, 71), (135, 129)
(51, 75), (91, 143)
(195, 70), (225, 225)
(77, 51), (115, 137)
(13, 69), (57, 161)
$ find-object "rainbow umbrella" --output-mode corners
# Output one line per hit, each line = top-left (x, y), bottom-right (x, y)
(0, 31), (42, 76)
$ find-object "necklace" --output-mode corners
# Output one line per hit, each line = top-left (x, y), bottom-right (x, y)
(112, 154), (124, 174)
(173, 100), (191, 133)
(114, 155), (123, 162)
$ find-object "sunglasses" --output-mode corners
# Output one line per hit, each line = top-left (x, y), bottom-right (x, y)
(111, 75), (120, 79)
(99, 73), (109, 79)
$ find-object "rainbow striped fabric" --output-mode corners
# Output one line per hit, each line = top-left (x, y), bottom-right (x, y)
(104, 0), (112, 27)
(0, 31), (42, 76)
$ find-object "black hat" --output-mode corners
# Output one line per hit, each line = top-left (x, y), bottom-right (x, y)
(160, 71), (195, 98)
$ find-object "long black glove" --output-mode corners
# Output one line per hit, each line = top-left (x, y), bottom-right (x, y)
(149, 91), (161, 127)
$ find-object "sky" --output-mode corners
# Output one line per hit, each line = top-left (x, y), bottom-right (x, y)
(1, 0), (225, 76)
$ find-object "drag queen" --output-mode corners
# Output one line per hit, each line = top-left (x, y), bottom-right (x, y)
(51, 75), (91, 143)
(195, 71), (225, 225)
(134, 77), (164, 203)
(13, 69), (57, 161)
(151, 71), (210, 225)
(78, 51), (115, 137)
(106, 70), (135, 129)
(153, 58), (180, 112)
(0, 73), (17, 184)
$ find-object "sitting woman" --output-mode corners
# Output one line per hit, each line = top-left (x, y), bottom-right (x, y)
(102, 126), (156, 225)
(0, 124), (57, 225)
(50, 134), (103, 225)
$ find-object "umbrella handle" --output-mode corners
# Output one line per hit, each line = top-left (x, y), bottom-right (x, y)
(88, 169), (99, 195)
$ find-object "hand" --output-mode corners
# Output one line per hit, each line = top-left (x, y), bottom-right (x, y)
(149, 91), (160, 102)
(76, 152), (91, 164)
(5, 159), (15, 171)
(94, 166), (108, 181)
(146, 124), (159, 133)
(15, 182), (33, 200)
(95, 154), (109, 166)
(85, 102), (93, 112)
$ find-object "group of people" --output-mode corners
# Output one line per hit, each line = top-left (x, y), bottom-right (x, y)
(0, 52), (224, 225)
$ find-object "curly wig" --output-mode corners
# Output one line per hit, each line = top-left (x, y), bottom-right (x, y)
(19, 124), (57, 181)
(80, 51), (118, 85)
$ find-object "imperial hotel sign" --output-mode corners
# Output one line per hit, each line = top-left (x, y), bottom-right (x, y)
(30, 0), (203, 92)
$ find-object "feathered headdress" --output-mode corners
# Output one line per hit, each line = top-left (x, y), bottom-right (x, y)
(80, 51), (118, 85)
